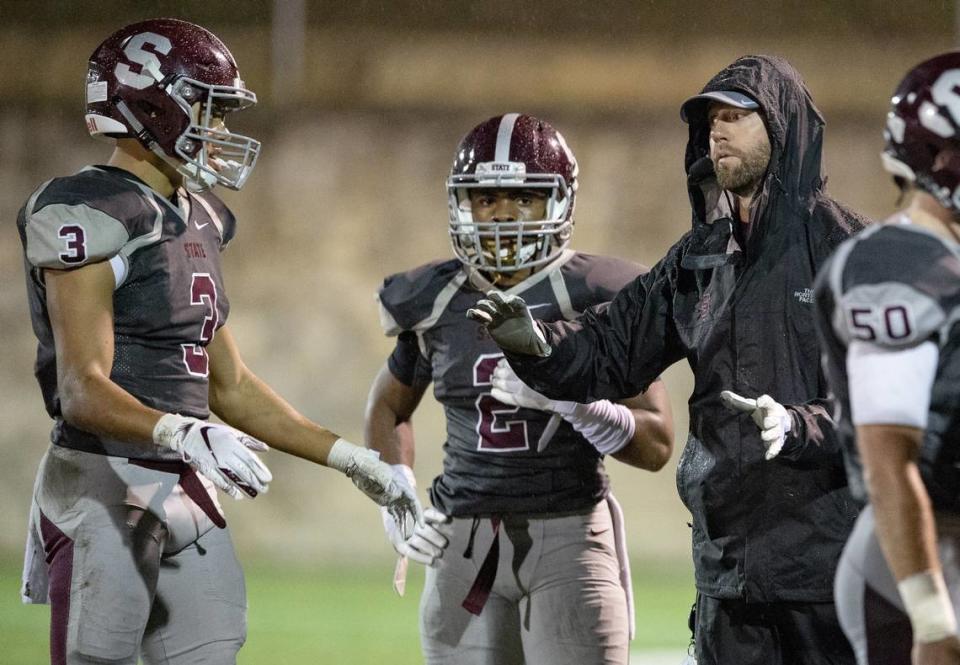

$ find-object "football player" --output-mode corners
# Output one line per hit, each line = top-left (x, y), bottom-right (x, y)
(815, 52), (960, 665)
(17, 19), (418, 665)
(365, 113), (675, 665)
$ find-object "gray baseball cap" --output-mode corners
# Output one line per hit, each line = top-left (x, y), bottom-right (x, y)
(680, 90), (760, 123)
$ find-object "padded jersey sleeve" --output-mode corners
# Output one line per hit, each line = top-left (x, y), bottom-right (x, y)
(829, 227), (960, 351)
(20, 172), (160, 271)
(376, 259), (466, 336)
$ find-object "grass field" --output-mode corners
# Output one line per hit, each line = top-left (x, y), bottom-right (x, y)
(0, 557), (694, 664)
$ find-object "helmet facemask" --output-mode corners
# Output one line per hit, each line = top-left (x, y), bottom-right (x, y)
(447, 162), (574, 273)
(169, 77), (260, 192)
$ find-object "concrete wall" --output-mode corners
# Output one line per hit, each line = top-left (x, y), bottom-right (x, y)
(0, 8), (953, 563)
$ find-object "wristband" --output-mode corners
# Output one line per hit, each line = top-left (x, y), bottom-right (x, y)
(898, 570), (958, 643)
(327, 438), (365, 473)
(152, 413), (189, 450)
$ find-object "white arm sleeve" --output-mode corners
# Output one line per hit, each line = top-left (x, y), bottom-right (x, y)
(562, 400), (637, 456)
(847, 340), (939, 428)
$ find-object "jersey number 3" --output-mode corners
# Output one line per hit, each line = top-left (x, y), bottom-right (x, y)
(181, 273), (218, 377)
(473, 354), (530, 452)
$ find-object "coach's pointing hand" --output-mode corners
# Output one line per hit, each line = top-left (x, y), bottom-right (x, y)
(720, 391), (792, 461)
(466, 291), (552, 357)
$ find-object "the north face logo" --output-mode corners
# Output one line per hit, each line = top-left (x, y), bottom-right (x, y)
(794, 288), (814, 304)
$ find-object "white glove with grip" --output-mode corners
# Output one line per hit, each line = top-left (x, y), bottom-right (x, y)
(720, 391), (792, 460)
(466, 292), (552, 357)
(380, 464), (422, 546)
(383, 504), (453, 567)
(327, 440), (423, 532)
(153, 413), (272, 499)
(490, 358), (577, 415)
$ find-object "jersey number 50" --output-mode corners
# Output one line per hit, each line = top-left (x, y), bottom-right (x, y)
(473, 354), (530, 452)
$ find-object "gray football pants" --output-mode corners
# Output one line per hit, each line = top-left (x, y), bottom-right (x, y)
(835, 505), (960, 665)
(419, 500), (629, 665)
(23, 445), (246, 665)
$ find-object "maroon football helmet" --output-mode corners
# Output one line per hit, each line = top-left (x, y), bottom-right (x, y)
(85, 18), (260, 191)
(883, 51), (960, 212)
(448, 113), (578, 273)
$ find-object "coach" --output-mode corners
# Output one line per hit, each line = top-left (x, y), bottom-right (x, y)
(468, 55), (867, 664)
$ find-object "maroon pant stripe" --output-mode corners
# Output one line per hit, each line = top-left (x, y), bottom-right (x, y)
(39, 512), (73, 665)
(130, 459), (226, 529)
(462, 518), (501, 616)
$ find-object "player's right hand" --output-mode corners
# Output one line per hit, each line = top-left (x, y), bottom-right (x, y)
(152, 413), (272, 499)
(326, 440), (423, 530)
(466, 291), (552, 357)
(914, 635), (960, 665)
(490, 358), (577, 414)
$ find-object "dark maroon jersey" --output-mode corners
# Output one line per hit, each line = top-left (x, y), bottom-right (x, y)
(378, 250), (644, 516)
(17, 165), (235, 460)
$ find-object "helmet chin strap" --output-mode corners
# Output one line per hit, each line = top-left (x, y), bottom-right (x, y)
(155, 148), (216, 192)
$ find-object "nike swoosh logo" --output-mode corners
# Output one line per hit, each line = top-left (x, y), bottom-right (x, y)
(527, 303), (550, 310)
(194, 221), (209, 230)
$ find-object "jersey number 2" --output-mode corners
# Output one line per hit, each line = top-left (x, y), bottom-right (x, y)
(473, 354), (529, 452)
(181, 273), (218, 377)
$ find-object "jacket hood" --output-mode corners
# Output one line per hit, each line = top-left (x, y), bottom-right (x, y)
(684, 55), (826, 214)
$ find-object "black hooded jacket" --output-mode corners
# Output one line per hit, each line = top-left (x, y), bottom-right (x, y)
(509, 56), (869, 601)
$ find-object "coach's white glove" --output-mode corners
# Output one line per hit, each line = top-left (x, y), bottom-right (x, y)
(327, 440), (422, 530)
(720, 391), (792, 461)
(490, 358), (577, 415)
(466, 292), (552, 357)
(153, 413), (272, 499)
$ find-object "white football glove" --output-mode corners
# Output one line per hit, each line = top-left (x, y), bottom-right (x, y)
(489, 358), (577, 415)
(382, 497), (453, 567)
(153, 413), (272, 499)
(466, 291), (552, 357)
(327, 440), (423, 530)
(720, 391), (792, 460)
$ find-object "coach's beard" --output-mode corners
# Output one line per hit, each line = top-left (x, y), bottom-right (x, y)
(714, 141), (771, 198)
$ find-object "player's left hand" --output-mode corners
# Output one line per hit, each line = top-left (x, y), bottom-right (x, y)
(720, 390), (792, 460)
(490, 358), (577, 415)
(327, 440), (423, 530)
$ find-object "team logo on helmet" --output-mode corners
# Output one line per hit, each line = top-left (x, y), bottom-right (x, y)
(882, 51), (960, 213)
